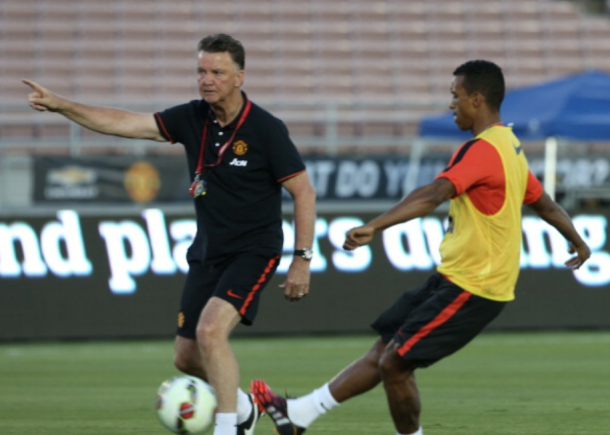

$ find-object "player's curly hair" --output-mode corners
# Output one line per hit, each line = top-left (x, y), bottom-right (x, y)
(197, 33), (245, 70)
(454, 60), (504, 112)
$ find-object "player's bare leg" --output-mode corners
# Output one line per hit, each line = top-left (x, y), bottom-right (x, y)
(174, 336), (208, 379)
(379, 343), (422, 435)
(196, 297), (241, 434)
(252, 337), (387, 434)
(174, 302), (260, 435)
(327, 337), (385, 401)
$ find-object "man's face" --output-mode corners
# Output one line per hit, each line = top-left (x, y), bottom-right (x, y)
(449, 75), (476, 131)
(196, 51), (244, 105)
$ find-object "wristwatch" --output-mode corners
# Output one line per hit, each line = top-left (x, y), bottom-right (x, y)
(293, 248), (313, 261)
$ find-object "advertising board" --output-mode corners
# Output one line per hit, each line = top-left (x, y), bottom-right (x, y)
(1, 209), (608, 340)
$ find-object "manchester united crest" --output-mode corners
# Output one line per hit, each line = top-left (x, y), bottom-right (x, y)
(232, 140), (248, 156)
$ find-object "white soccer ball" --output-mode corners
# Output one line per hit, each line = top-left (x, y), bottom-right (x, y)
(156, 375), (217, 434)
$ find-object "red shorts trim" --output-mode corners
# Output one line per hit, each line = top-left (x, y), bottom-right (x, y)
(372, 273), (506, 367)
(397, 291), (472, 356)
(239, 256), (280, 316)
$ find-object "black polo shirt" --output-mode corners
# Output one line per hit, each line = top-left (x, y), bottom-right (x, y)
(154, 94), (306, 263)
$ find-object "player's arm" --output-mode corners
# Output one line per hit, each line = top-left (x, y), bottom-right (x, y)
(343, 177), (455, 250)
(527, 191), (590, 270)
(23, 79), (166, 142)
(280, 171), (316, 302)
(344, 139), (495, 251)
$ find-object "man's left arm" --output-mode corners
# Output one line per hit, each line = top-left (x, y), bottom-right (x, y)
(281, 171), (317, 302)
(527, 191), (591, 269)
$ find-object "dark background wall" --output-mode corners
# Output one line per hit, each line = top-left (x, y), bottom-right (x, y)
(1, 209), (608, 341)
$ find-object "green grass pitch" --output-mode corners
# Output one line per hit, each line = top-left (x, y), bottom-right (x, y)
(1, 332), (609, 435)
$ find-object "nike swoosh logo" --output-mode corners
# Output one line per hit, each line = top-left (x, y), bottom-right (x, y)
(227, 289), (244, 299)
(512, 140), (523, 155)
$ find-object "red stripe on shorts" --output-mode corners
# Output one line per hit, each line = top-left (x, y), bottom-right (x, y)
(397, 291), (472, 357)
(239, 255), (279, 315)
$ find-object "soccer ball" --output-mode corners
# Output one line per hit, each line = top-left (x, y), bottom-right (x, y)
(156, 375), (217, 434)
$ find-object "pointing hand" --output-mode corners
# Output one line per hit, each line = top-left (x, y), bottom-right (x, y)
(22, 79), (63, 112)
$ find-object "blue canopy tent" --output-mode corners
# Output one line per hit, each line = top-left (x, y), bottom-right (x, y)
(418, 70), (610, 197)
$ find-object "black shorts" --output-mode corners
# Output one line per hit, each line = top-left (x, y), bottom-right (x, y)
(176, 252), (280, 338)
(372, 273), (506, 368)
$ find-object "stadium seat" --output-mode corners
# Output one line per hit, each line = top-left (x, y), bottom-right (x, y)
(1, 0), (610, 155)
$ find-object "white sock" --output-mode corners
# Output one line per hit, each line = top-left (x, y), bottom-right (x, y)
(236, 388), (252, 424)
(213, 412), (238, 435)
(287, 383), (339, 428)
(398, 427), (423, 435)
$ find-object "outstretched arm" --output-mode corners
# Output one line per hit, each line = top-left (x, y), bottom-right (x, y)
(344, 177), (455, 250)
(23, 79), (166, 142)
(528, 191), (590, 269)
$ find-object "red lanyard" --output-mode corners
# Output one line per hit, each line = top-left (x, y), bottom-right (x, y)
(194, 98), (252, 174)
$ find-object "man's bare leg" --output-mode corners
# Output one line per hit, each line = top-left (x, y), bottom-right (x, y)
(379, 343), (422, 434)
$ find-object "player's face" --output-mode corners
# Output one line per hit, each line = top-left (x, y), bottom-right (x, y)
(449, 75), (476, 131)
(197, 51), (244, 105)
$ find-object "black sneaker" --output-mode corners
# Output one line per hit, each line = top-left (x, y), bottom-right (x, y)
(250, 379), (306, 435)
(236, 393), (264, 435)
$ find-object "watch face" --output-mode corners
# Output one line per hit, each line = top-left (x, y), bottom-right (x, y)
(296, 249), (313, 260)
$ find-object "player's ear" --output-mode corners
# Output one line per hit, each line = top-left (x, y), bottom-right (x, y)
(471, 91), (484, 108)
(235, 70), (245, 88)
